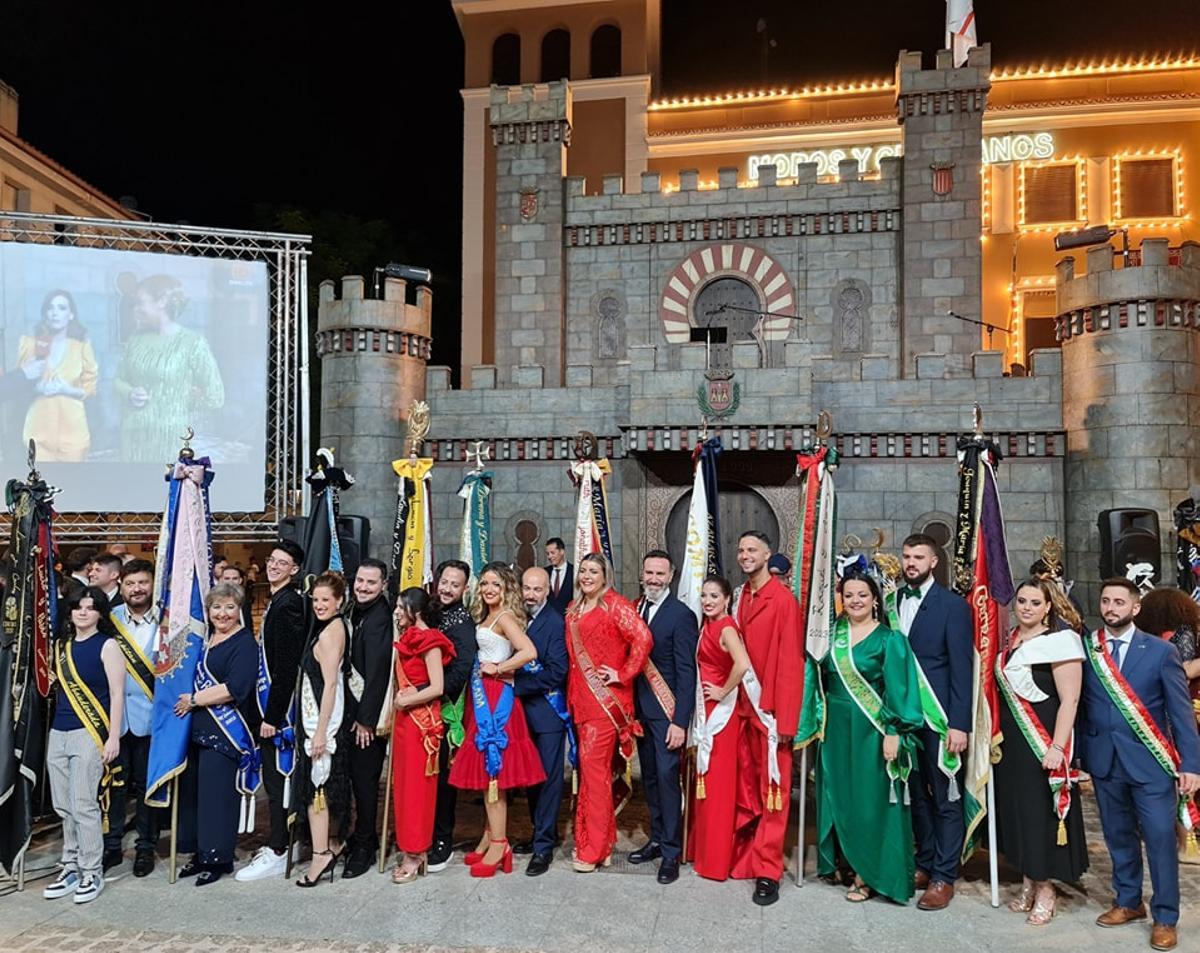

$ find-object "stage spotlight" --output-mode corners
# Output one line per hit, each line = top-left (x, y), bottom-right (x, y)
(1053, 224), (1116, 251)
(383, 263), (433, 284)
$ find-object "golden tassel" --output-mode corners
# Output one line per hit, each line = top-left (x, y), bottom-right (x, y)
(314, 787), (326, 814)
(696, 773), (706, 800)
(572, 769), (579, 795)
(624, 760), (632, 787)
(1056, 819), (1067, 846)
(1185, 831), (1200, 859)
(776, 788), (784, 811)
(488, 778), (499, 804)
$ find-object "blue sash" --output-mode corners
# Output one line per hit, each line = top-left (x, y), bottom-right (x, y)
(198, 640), (262, 832)
(469, 661), (515, 801)
(521, 658), (578, 769)
(256, 639), (296, 785)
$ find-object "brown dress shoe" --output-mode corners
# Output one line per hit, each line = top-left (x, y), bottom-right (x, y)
(914, 870), (930, 891)
(1095, 903), (1148, 927)
(1150, 923), (1177, 951)
(917, 880), (954, 910)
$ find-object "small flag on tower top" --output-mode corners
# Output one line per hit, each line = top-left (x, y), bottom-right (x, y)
(946, 0), (977, 68)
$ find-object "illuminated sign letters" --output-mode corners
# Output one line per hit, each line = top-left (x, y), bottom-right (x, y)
(746, 132), (1056, 180)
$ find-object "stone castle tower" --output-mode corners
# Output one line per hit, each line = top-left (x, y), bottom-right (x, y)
(316, 275), (432, 561)
(1057, 238), (1200, 609)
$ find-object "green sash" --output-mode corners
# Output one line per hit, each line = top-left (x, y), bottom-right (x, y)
(829, 617), (912, 802)
(442, 694), (466, 751)
(885, 589), (961, 800)
(111, 613), (155, 701)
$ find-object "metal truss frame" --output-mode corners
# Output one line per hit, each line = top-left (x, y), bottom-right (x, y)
(0, 211), (311, 542)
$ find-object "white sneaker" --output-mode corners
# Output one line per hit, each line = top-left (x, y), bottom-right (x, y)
(42, 869), (80, 899)
(73, 874), (104, 904)
(235, 846), (288, 882)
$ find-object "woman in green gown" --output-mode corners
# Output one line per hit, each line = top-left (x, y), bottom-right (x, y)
(816, 570), (924, 903)
(114, 274), (224, 463)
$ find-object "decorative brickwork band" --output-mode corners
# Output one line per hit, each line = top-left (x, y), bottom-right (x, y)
(567, 209), (900, 250)
(491, 120), (572, 147)
(895, 88), (988, 121)
(314, 327), (433, 359)
(1056, 300), (1200, 340)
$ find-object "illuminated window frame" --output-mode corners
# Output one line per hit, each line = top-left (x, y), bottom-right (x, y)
(1017, 157), (1087, 233)
(1112, 150), (1185, 227)
(1007, 280), (1058, 368)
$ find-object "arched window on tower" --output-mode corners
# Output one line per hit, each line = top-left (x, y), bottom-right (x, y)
(540, 29), (570, 82)
(590, 24), (622, 78)
(692, 277), (761, 369)
(491, 33), (521, 86)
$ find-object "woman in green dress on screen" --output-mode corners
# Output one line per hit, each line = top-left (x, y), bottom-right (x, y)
(816, 569), (924, 903)
(113, 274), (224, 463)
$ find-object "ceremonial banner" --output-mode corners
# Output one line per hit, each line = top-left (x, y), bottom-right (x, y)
(392, 458), (434, 592)
(301, 449), (354, 583)
(953, 435), (1015, 859)
(458, 470), (493, 582)
(678, 438), (722, 623)
(0, 465), (59, 874)
(1174, 496), (1200, 601)
(145, 456), (215, 807)
(946, 0), (978, 68)
(794, 445), (839, 749)
(571, 458), (614, 570)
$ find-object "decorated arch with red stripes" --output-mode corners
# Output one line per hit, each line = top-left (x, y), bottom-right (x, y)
(657, 242), (796, 344)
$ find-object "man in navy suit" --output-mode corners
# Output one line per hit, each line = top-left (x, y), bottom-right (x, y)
(1080, 578), (1200, 952)
(629, 550), (698, 884)
(898, 533), (973, 911)
(512, 567), (571, 877)
(544, 538), (574, 616)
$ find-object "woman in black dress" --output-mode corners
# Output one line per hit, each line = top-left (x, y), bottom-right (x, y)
(293, 571), (351, 886)
(175, 583), (259, 885)
(994, 578), (1087, 925)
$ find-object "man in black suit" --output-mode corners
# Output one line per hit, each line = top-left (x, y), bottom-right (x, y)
(342, 558), (394, 878)
(544, 537), (574, 616)
(427, 559), (477, 872)
(512, 567), (570, 876)
(898, 532), (972, 911)
(629, 549), (698, 884)
(88, 552), (124, 609)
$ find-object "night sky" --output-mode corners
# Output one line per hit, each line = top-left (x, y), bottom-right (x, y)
(0, 1), (1193, 372)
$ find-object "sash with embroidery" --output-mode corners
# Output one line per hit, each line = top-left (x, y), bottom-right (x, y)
(111, 611), (156, 701)
(395, 633), (446, 777)
(728, 585), (785, 810)
(690, 616), (739, 800)
(886, 590), (961, 800)
(256, 636), (296, 803)
(197, 640), (262, 833)
(56, 638), (121, 831)
(469, 660), (515, 803)
(994, 636), (1079, 844)
(568, 603), (643, 810)
(1088, 629), (1200, 831)
(828, 617), (914, 804)
(639, 601), (678, 722)
(522, 656), (578, 769)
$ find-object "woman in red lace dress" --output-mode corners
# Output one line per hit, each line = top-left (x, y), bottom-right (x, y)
(390, 587), (455, 884)
(565, 552), (652, 871)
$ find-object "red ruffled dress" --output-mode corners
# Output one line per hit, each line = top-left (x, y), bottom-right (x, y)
(391, 625), (455, 853)
(448, 624), (545, 790)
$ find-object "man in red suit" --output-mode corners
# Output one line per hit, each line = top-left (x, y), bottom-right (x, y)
(731, 530), (803, 906)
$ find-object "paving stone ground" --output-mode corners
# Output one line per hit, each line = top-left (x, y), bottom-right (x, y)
(2, 778), (1198, 953)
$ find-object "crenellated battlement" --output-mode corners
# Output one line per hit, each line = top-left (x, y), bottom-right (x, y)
(895, 44), (991, 121)
(490, 80), (571, 146)
(1055, 239), (1200, 339)
(316, 274), (432, 347)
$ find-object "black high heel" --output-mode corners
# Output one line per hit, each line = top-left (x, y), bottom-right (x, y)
(296, 849), (337, 887)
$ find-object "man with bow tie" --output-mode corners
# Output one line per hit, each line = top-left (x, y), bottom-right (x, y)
(628, 550), (698, 885)
(1080, 578), (1200, 953)
(897, 533), (972, 911)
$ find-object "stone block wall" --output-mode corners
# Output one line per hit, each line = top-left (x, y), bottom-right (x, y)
(1058, 238), (1200, 610)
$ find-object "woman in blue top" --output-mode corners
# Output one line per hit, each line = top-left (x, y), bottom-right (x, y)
(174, 582), (259, 886)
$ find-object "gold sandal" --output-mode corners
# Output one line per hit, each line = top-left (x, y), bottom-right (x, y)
(1026, 889), (1056, 926)
(1008, 884), (1036, 913)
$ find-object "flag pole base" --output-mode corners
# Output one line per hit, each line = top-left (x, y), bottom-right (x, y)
(986, 777), (1000, 908)
(794, 746), (807, 887)
(169, 777), (179, 885)
(379, 735), (395, 874)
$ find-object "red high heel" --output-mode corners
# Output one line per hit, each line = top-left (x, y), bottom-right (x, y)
(469, 838), (512, 878)
(464, 830), (491, 866)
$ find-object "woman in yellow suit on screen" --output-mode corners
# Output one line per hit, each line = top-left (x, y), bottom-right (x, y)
(17, 289), (98, 461)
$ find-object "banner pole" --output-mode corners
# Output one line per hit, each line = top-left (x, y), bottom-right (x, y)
(16, 851), (25, 892)
(794, 746), (807, 887)
(986, 777), (1000, 907)
(379, 734), (395, 874)
(169, 776), (179, 884)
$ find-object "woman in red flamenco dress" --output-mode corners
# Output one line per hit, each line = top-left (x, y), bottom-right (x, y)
(565, 552), (652, 872)
(449, 561), (545, 877)
(688, 575), (752, 880)
(390, 587), (456, 884)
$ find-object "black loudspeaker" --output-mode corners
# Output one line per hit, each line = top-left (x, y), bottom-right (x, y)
(1097, 508), (1161, 584)
(277, 514), (370, 581)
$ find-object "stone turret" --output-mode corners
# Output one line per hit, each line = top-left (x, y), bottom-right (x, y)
(896, 45), (991, 376)
(316, 275), (432, 561)
(1057, 238), (1200, 610)
(490, 81), (572, 387)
